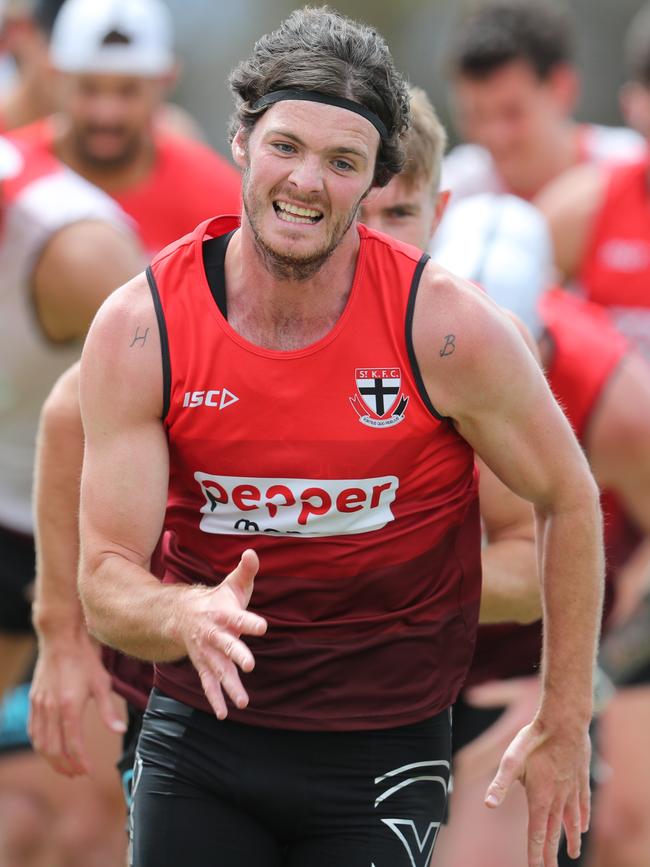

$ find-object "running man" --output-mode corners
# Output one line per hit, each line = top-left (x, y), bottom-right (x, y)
(78, 10), (602, 867)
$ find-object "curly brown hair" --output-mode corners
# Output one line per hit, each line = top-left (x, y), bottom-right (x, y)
(228, 6), (411, 188)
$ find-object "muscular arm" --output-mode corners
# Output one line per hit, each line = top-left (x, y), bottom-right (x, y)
(78, 276), (266, 718)
(33, 220), (144, 342)
(534, 164), (606, 282)
(477, 312), (542, 625)
(32, 363), (84, 636)
(30, 362), (125, 775)
(414, 267), (603, 866)
(478, 460), (540, 624)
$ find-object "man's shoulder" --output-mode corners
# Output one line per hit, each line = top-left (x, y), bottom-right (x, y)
(359, 222), (427, 266)
(412, 262), (526, 418)
(90, 271), (152, 338)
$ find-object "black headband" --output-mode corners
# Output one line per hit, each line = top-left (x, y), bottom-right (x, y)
(250, 89), (388, 141)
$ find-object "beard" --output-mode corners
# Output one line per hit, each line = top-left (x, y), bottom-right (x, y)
(242, 167), (368, 282)
(71, 124), (144, 172)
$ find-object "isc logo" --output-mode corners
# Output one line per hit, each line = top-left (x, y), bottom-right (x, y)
(182, 389), (239, 410)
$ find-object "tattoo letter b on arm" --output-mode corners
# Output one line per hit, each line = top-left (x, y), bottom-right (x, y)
(440, 334), (456, 358)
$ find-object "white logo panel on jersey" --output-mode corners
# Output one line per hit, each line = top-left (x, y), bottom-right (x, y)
(193, 473), (399, 536)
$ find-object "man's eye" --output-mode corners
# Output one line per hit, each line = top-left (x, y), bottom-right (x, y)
(274, 142), (295, 154)
(333, 159), (353, 171)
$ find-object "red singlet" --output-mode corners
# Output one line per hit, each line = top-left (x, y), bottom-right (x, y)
(467, 289), (631, 687)
(148, 216), (482, 730)
(10, 117), (241, 255)
(578, 156), (650, 358)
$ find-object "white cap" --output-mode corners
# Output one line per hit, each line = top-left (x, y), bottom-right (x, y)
(430, 193), (553, 340)
(50, 0), (174, 77)
(0, 136), (23, 180)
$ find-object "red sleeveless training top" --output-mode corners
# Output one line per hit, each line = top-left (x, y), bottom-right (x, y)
(578, 157), (650, 358)
(148, 215), (482, 730)
(467, 289), (630, 687)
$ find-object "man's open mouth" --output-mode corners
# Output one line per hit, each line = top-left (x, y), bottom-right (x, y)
(273, 200), (323, 224)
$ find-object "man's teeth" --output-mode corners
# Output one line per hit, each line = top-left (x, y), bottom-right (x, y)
(275, 200), (322, 222)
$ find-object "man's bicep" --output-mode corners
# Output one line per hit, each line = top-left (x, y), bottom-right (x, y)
(455, 336), (590, 509)
(80, 417), (169, 569)
(79, 276), (167, 571)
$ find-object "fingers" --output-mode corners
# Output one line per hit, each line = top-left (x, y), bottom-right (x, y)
(579, 764), (591, 833)
(562, 790), (583, 860)
(527, 801), (550, 867)
(220, 663), (249, 711)
(457, 707), (522, 781)
(221, 609), (268, 638)
(31, 693), (78, 777)
(223, 549), (259, 607)
(197, 660), (249, 719)
(213, 631), (256, 673)
(60, 700), (93, 776)
(542, 798), (564, 867)
(485, 748), (520, 808)
(197, 666), (228, 720)
(93, 674), (128, 735)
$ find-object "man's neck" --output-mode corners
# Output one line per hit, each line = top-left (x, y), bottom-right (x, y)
(223, 221), (360, 351)
(52, 117), (156, 195)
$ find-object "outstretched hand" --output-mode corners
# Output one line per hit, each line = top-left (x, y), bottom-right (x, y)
(178, 549), (268, 719)
(484, 714), (591, 867)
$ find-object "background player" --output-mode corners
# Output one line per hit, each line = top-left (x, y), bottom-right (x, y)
(0, 132), (142, 865)
(441, 0), (643, 205)
(362, 85), (650, 867)
(537, 0), (650, 361)
(12, 0), (241, 255)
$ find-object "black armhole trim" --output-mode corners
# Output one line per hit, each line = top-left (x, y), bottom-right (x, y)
(405, 253), (447, 422)
(146, 266), (171, 421)
(203, 230), (235, 319)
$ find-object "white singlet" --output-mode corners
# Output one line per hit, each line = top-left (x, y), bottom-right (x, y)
(0, 140), (131, 533)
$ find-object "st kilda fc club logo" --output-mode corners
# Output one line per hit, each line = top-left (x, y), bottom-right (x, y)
(350, 367), (409, 429)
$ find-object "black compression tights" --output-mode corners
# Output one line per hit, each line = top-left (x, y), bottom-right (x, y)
(129, 689), (451, 867)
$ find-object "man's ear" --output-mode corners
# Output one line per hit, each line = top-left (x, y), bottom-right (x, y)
(547, 63), (580, 115)
(231, 127), (248, 170)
